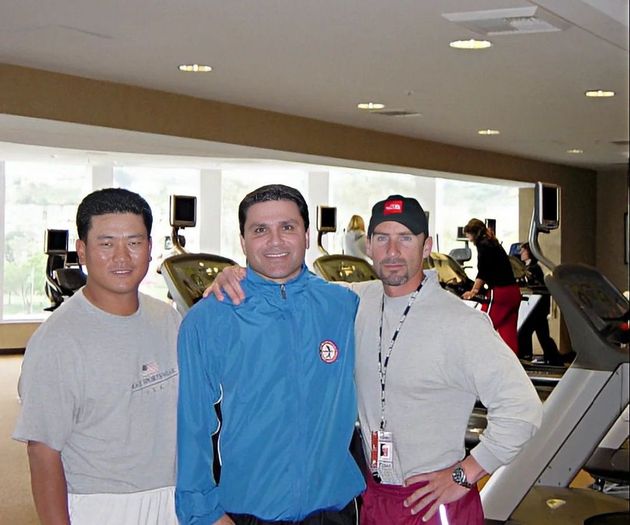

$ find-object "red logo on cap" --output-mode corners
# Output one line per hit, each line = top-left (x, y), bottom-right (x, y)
(384, 200), (403, 215)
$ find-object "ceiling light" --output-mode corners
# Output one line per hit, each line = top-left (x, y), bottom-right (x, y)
(478, 129), (500, 135)
(585, 90), (615, 98)
(449, 39), (492, 50)
(178, 64), (213, 73)
(357, 102), (385, 110)
(567, 149), (583, 154)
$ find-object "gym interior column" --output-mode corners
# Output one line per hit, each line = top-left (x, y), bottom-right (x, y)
(91, 164), (114, 190)
(199, 169), (222, 254)
(0, 161), (5, 320)
(414, 175), (437, 243)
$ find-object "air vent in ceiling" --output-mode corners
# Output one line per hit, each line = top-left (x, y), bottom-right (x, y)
(610, 140), (630, 146)
(371, 109), (421, 117)
(442, 6), (570, 36)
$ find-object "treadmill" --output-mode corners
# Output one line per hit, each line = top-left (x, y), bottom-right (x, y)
(312, 205), (378, 283)
(159, 195), (236, 314)
(480, 182), (629, 524)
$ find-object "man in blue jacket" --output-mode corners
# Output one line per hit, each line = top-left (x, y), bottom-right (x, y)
(176, 184), (364, 525)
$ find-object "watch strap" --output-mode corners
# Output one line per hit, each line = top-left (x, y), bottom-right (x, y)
(452, 465), (473, 489)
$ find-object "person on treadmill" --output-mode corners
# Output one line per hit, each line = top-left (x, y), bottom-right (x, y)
(205, 194), (542, 525)
(176, 184), (364, 525)
(344, 214), (369, 260)
(517, 242), (563, 365)
(14, 188), (180, 525)
(462, 218), (521, 354)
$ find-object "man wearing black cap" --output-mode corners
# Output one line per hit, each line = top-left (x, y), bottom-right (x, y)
(205, 194), (542, 525)
(354, 195), (541, 525)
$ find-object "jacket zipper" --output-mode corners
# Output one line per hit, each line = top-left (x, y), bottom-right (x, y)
(280, 283), (287, 299)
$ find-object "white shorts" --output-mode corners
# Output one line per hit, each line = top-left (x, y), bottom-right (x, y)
(68, 486), (177, 525)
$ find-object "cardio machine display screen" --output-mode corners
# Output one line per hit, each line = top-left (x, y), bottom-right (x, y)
(317, 206), (337, 232)
(542, 186), (558, 224)
(45, 229), (69, 254)
(161, 254), (237, 310)
(170, 195), (197, 228)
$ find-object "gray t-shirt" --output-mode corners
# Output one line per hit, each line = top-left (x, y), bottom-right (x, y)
(13, 290), (180, 494)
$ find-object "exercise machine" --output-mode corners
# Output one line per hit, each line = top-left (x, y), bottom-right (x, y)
(312, 205), (379, 283)
(160, 195), (236, 314)
(43, 229), (86, 311)
(480, 181), (629, 524)
(448, 226), (473, 269)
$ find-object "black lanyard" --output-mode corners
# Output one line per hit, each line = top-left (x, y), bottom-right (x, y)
(377, 280), (423, 430)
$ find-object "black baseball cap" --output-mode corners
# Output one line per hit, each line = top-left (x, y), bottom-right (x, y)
(367, 195), (429, 237)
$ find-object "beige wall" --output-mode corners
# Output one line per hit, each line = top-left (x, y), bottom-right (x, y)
(596, 167), (629, 292)
(0, 323), (39, 351)
(0, 63), (625, 349)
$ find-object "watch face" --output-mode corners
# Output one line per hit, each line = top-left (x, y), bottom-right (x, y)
(453, 466), (466, 484)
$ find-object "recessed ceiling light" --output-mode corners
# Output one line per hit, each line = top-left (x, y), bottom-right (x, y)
(449, 39), (492, 50)
(567, 148), (583, 154)
(357, 102), (386, 110)
(478, 129), (500, 135)
(178, 64), (213, 73)
(585, 90), (615, 98)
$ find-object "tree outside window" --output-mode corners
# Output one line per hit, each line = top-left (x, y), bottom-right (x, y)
(3, 162), (90, 320)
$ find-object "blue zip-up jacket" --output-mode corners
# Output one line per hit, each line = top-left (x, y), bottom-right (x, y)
(176, 265), (365, 524)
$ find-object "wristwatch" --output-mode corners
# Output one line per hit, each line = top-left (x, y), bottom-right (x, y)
(452, 465), (473, 489)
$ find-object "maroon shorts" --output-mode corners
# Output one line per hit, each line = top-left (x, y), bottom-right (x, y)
(360, 474), (483, 525)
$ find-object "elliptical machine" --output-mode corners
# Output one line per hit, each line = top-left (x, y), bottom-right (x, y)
(159, 195), (236, 314)
(43, 229), (86, 311)
(312, 205), (378, 283)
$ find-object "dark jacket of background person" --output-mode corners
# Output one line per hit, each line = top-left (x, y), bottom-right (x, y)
(518, 243), (563, 364)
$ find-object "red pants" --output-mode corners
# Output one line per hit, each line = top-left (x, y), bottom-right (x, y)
(360, 474), (483, 525)
(482, 284), (521, 354)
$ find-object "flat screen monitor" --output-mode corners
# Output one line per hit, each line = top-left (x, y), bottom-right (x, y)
(317, 206), (337, 233)
(45, 229), (69, 255)
(485, 218), (496, 233)
(508, 243), (522, 257)
(456, 226), (467, 241)
(536, 182), (560, 230)
(65, 250), (80, 266)
(170, 195), (197, 228)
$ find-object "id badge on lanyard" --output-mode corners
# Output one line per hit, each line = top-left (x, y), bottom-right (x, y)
(370, 430), (396, 484)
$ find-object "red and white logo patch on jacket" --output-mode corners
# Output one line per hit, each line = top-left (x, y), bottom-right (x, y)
(319, 340), (339, 363)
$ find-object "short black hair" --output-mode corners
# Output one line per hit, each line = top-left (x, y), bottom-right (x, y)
(76, 188), (153, 241)
(238, 184), (309, 236)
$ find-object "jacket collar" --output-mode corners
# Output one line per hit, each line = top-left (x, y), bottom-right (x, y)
(245, 264), (310, 292)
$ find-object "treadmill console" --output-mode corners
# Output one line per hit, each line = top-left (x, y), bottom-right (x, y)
(553, 264), (629, 347)
(160, 253), (237, 313)
(313, 255), (378, 283)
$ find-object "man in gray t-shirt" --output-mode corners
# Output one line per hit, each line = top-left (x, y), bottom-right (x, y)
(13, 188), (180, 525)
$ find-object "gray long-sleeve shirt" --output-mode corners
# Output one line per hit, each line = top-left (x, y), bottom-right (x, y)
(352, 271), (542, 484)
